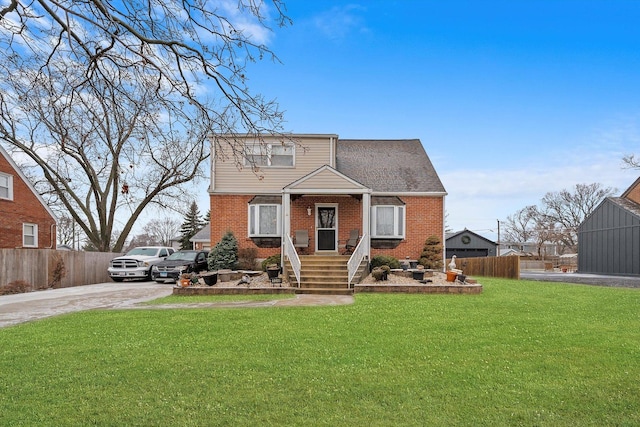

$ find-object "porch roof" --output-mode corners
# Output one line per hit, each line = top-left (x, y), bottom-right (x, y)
(283, 164), (371, 195)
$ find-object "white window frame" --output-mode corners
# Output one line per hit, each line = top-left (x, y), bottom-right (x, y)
(248, 204), (282, 237)
(370, 205), (405, 239)
(0, 172), (13, 200)
(244, 143), (295, 168)
(23, 223), (38, 247)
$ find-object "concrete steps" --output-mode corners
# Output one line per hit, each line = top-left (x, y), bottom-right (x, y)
(285, 254), (367, 295)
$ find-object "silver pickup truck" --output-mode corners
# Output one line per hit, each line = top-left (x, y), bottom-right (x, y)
(107, 246), (175, 282)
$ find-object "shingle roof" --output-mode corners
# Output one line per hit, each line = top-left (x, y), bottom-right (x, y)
(190, 223), (210, 242)
(610, 197), (640, 218)
(335, 139), (446, 193)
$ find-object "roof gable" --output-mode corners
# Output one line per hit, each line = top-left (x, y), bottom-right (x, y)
(621, 176), (640, 205)
(284, 165), (369, 193)
(446, 229), (496, 245)
(335, 139), (446, 194)
(0, 145), (57, 221)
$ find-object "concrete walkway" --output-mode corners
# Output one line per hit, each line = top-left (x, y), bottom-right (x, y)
(0, 282), (354, 329)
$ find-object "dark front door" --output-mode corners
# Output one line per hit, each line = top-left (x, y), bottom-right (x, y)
(316, 206), (337, 251)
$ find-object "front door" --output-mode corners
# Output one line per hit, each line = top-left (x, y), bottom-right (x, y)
(316, 205), (337, 251)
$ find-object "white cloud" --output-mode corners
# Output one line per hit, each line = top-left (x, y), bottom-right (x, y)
(312, 4), (368, 40)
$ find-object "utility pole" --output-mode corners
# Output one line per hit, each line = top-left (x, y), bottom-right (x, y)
(497, 219), (500, 256)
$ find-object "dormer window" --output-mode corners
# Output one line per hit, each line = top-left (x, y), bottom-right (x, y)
(245, 143), (294, 167)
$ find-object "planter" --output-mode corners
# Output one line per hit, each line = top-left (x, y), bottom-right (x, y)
(180, 278), (191, 287)
(266, 268), (280, 280)
(218, 269), (232, 282)
(457, 274), (466, 283)
(412, 270), (425, 280)
(446, 271), (457, 282)
(202, 273), (218, 286)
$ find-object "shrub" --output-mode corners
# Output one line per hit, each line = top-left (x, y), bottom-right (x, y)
(237, 247), (259, 270)
(370, 254), (401, 269)
(261, 254), (281, 271)
(371, 267), (385, 281)
(0, 280), (32, 295)
(418, 235), (444, 269)
(208, 230), (238, 270)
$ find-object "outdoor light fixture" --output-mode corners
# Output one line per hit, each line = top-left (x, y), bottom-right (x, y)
(307, 206), (312, 216)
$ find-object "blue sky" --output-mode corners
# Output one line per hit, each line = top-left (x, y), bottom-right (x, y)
(193, 1), (640, 240)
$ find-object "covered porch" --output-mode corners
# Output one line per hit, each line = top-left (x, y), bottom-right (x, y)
(280, 166), (372, 289)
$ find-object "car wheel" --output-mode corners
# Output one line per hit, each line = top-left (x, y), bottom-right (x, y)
(111, 277), (124, 282)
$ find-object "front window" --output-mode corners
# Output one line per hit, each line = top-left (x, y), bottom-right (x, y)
(0, 173), (12, 200)
(245, 143), (294, 167)
(249, 204), (281, 236)
(23, 223), (38, 247)
(371, 206), (405, 238)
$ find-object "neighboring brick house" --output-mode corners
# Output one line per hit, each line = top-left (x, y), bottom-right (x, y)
(209, 134), (446, 266)
(0, 145), (57, 249)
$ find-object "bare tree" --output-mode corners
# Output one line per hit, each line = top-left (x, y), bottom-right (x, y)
(623, 154), (640, 169)
(538, 183), (615, 252)
(503, 206), (537, 243)
(503, 183), (615, 256)
(142, 217), (181, 247)
(0, 1), (290, 251)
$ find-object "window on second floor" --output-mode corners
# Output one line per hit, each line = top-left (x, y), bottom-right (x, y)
(248, 204), (281, 237)
(0, 173), (12, 200)
(23, 223), (38, 247)
(245, 143), (294, 167)
(370, 205), (405, 239)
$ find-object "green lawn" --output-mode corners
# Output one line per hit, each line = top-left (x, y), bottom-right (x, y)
(0, 278), (638, 426)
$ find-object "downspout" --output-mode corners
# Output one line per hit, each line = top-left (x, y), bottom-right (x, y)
(442, 195), (446, 272)
(46, 223), (56, 249)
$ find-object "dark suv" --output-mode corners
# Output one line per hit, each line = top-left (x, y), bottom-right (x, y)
(151, 250), (209, 283)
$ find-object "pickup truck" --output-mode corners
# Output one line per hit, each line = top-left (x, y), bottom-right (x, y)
(108, 246), (175, 282)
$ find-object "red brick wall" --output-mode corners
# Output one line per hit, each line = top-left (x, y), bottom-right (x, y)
(210, 194), (444, 262)
(624, 180), (640, 205)
(370, 196), (444, 261)
(0, 155), (56, 249)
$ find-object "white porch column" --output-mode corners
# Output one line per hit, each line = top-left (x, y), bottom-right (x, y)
(362, 192), (371, 259)
(281, 191), (291, 265)
(282, 191), (291, 243)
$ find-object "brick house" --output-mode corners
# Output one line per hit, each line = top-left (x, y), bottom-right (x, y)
(209, 134), (446, 288)
(0, 145), (57, 249)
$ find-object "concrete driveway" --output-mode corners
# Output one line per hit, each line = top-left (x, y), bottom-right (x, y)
(520, 271), (640, 288)
(0, 282), (355, 329)
(0, 281), (173, 329)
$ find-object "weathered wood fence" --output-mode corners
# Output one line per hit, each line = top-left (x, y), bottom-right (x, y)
(0, 249), (122, 291)
(448, 256), (520, 279)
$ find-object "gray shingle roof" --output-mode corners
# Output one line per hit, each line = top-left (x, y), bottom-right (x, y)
(335, 139), (446, 193)
(610, 197), (640, 218)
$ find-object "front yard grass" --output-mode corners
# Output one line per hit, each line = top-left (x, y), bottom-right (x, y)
(0, 278), (638, 426)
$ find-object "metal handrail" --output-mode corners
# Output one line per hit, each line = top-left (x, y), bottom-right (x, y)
(347, 233), (369, 287)
(284, 234), (301, 287)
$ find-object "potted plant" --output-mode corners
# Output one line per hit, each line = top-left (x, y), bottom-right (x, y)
(266, 263), (280, 280)
(200, 272), (218, 286)
(412, 265), (425, 280)
(179, 273), (192, 287)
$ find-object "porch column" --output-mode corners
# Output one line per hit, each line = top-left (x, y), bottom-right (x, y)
(282, 192), (291, 242)
(362, 191), (371, 260)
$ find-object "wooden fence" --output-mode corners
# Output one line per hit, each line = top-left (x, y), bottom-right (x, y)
(0, 249), (122, 291)
(449, 256), (520, 279)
